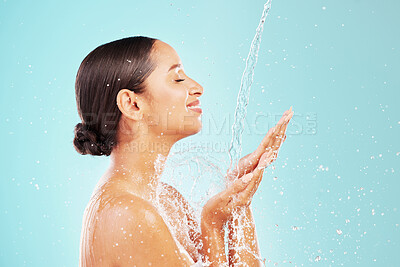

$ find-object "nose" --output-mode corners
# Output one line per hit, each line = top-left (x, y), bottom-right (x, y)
(188, 79), (204, 97)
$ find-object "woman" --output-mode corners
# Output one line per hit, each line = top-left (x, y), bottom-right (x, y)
(73, 36), (293, 266)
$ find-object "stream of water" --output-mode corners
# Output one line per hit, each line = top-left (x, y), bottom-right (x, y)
(228, 0), (272, 176)
(227, 1), (273, 265)
(159, 2), (274, 266)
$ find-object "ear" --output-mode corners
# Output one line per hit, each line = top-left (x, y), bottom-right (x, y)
(116, 89), (144, 121)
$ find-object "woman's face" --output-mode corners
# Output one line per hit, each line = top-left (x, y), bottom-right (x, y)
(142, 40), (204, 140)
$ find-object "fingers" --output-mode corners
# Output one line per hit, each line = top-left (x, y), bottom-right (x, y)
(228, 108), (294, 180)
(266, 111), (289, 149)
(223, 108), (294, 209)
(266, 111), (287, 148)
(255, 149), (275, 172)
(235, 152), (258, 177)
(271, 111), (293, 157)
(228, 150), (275, 208)
(221, 172), (255, 202)
(251, 110), (290, 165)
(254, 126), (276, 157)
(267, 109), (294, 160)
(242, 151), (274, 197)
(222, 150), (270, 204)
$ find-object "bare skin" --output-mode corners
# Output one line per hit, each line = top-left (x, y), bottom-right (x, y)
(79, 40), (294, 266)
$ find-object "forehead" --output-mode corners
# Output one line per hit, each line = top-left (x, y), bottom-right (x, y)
(151, 40), (181, 67)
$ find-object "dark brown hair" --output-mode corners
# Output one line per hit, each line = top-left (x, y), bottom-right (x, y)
(73, 36), (157, 156)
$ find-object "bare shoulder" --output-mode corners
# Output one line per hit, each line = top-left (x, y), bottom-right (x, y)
(92, 193), (193, 266)
(97, 193), (171, 238)
(99, 193), (158, 224)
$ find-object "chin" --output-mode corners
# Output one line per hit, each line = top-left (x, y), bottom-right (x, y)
(177, 119), (202, 138)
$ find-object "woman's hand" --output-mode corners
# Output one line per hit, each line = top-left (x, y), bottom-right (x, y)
(202, 108), (293, 228)
(226, 107), (294, 182)
(202, 107), (294, 229)
(200, 107), (294, 265)
(201, 149), (276, 229)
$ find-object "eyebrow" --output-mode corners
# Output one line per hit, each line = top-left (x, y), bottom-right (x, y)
(168, 63), (182, 72)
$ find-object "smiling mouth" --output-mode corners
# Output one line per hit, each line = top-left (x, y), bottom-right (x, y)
(187, 105), (202, 114)
(187, 99), (202, 114)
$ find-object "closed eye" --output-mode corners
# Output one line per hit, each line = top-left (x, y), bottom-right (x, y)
(175, 79), (185, 82)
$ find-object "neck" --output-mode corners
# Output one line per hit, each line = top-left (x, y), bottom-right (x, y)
(102, 132), (177, 200)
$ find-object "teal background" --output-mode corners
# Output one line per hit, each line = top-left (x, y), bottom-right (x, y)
(1, 0), (399, 266)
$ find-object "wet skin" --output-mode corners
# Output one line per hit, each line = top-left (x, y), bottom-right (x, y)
(79, 40), (294, 266)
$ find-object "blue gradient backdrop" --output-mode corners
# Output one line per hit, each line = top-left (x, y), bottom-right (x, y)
(1, 0), (399, 266)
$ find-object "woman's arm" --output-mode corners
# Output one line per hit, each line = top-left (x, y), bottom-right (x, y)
(223, 109), (294, 266)
(227, 206), (263, 266)
(199, 219), (228, 266)
(159, 182), (226, 264)
(199, 152), (274, 266)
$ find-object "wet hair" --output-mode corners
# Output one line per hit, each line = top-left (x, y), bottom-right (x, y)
(73, 36), (158, 156)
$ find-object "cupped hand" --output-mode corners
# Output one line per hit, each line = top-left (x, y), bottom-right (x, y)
(202, 107), (294, 229)
(226, 107), (294, 182)
(201, 149), (275, 229)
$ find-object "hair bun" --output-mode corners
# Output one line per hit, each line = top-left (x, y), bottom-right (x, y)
(73, 123), (112, 156)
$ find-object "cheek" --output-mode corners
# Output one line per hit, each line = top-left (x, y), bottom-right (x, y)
(146, 87), (189, 132)
(153, 87), (188, 113)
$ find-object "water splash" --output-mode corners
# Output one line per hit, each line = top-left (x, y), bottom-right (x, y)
(228, 0), (272, 175)
(156, 2), (274, 265)
(226, 1), (273, 265)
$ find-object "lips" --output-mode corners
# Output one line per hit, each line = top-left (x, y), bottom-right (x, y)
(187, 99), (200, 107)
(187, 99), (202, 114)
